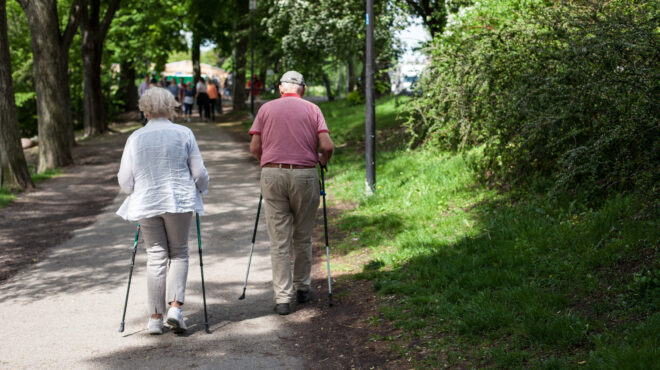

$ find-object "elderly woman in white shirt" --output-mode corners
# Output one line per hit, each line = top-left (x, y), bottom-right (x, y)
(117, 87), (209, 335)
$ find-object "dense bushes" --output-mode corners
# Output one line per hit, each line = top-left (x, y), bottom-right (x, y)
(406, 0), (659, 198)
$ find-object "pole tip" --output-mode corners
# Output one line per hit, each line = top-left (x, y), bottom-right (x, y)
(118, 323), (125, 332)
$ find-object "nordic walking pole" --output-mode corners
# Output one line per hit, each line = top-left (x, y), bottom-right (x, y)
(196, 213), (211, 333)
(320, 165), (333, 306)
(119, 223), (140, 332)
(239, 194), (263, 300)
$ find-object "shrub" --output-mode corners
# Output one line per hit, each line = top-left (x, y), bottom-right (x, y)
(346, 89), (365, 105)
(405, 0), (660, 199)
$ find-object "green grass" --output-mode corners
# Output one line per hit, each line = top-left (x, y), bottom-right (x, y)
(319, 95), (660, 368)
(0, 188), (16, 208)
(0, 166), (61, 209)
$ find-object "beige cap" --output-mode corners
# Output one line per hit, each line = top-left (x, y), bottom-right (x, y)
(280, 70), (305, 86)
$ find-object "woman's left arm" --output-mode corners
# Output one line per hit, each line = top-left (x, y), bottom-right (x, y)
(188, 132), (209, 195)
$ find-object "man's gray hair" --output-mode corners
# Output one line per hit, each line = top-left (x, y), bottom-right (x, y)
(138, 87), (179, 119)
(280, 82), (304, 95)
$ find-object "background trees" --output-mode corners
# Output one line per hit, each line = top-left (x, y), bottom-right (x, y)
(79, 0), (120, 136)
(263, 0), (404, 99)
(16, 0), (80, 172)
(105, 0), (186, 112)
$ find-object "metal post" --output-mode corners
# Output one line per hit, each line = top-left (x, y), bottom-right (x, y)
(365, 0), (376, 195)
(250, 0), (256, 117)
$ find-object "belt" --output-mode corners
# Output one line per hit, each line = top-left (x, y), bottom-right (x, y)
(263, 163), (316, 169)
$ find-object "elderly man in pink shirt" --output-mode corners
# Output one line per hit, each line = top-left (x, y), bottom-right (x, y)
(249, 71), (334, 315)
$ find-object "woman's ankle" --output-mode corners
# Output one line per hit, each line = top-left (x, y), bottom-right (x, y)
(151, 313), (163, 319)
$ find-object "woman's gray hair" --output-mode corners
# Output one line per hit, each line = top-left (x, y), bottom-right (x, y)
(139, 87), (179, 119)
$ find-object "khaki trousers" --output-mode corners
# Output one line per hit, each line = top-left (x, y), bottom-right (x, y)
(139, 212), (192, 315)
(260, 167), (320, 304)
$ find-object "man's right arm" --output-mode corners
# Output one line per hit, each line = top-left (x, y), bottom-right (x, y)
(250, 134), (262, 161)
(318, 132), (334, 166)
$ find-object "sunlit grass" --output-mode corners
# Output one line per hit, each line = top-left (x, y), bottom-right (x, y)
(319, 95), (660, 368)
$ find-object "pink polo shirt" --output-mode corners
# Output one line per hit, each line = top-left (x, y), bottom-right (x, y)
(249, 93), (329, 167)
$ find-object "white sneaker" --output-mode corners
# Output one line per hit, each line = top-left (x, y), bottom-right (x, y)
(147, 317), (164, 335)
(166, 307), (187, 333)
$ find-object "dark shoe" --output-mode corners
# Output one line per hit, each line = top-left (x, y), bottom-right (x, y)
(274, 303), (290, 315)
(296, 289), (311, 304)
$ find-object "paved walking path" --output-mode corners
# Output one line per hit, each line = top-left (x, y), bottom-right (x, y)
(0, 122), (304, 368)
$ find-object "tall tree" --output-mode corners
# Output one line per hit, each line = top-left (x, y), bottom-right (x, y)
(232, 23), (248, 111)
(105, 0), (185, 112)
(264, 0), (402, 97)
(185, 0), (228, 84)
(0, 0), (33, 190)
(79, 0), (120, 136)
(17, 0), (80, 172)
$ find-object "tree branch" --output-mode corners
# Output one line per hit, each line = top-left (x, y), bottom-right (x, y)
(79, 0), (89, 30)
(62, 0), (82, 49)
(99, 0), (121, 42)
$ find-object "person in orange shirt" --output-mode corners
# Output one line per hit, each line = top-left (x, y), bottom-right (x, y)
(207, 81), (219, 121)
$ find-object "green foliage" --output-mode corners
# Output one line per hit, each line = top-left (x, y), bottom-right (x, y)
(106, 0), (187, 74)
(345, 90), (365, 105)
(263, 0), (404, 88)
(0, 188), (16, 208)
(321, 96), (660, 367)
(405, 0), (660, 200)
(7, 0), (37, 137)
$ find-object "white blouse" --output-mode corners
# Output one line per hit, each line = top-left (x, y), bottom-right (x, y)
(116, 118), (209, 221)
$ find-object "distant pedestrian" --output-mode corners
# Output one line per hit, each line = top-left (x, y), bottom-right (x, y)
(247, 75), (263, 97)
(139, 74), (150, 98)
(178, 78), (186, 104)
(206, 80), (219, 120)
(195, 78), (209, 121)
(167, 77), (181, 100)
(223, 75), (232, 98)
(117, 87), (209, 335)
(248, 71), (334, 315)
(168, 78), (182, 121)
(182, 82), (195, 122)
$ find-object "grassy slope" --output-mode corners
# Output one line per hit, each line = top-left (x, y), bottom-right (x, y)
(319, 96), (660, 368)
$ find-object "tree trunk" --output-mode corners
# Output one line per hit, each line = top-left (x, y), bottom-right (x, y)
(347, 59), (355, 93)
(192, 32), (201, 83)
(120, 60), (137, 111)
(80, 0), (120, 136)
(0, 0), (34, 190)
(18, 0), (77, 172)
(322, 72), (335, 101)
(359, 62), (366, 92)
(258, 69), (267, 90)
(232, 33), (248, 111)
(81, 30), (105, 135)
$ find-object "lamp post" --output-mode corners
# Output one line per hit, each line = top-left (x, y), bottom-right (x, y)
(249, 0), (256, 117)
(365, 0), (375, 195)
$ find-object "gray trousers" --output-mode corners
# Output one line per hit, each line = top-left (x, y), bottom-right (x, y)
(139, 212), (192, 315)
(260, 167), (320, 304)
